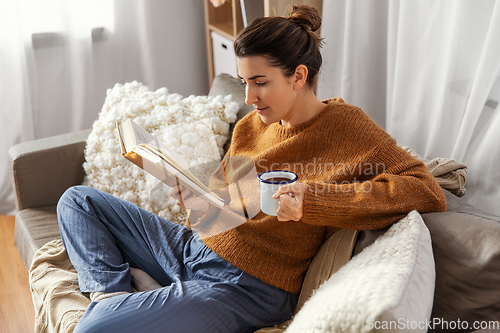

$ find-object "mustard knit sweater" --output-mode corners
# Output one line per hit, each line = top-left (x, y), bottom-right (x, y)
(190, 98), (446, 294)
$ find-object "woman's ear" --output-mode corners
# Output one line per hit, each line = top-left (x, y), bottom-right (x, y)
(293, 65), (308, 90)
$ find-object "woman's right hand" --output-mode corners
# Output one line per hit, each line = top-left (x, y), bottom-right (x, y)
(169, 184), (210, 212)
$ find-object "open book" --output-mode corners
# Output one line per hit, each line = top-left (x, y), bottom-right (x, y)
(116, 119), (224, 209)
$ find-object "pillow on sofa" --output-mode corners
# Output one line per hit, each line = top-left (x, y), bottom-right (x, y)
(83, 81), (239, 226)
(285, 210), (435, 333)
(208, 73), (254, 153)
(422, 190), (500, 331)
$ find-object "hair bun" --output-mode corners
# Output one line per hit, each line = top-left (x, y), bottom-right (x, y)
(287, 5), (322, 32)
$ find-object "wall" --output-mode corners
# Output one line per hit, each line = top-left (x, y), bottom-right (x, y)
(147, 0), (209, 96)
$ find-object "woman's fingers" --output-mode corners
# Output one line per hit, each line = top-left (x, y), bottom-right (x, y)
(276, 195), (301, 221)
(273, 182), (306, 221)
(168, 184), (191, 207)
(168, 184), (210, 212)
(273, 182), (305, 201)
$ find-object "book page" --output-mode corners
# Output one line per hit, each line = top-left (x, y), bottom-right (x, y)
(118, 119), (224, 207)
(137, 143), (222, 202)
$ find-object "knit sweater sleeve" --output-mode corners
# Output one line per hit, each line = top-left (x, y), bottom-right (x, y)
(301, 137), (447, 230)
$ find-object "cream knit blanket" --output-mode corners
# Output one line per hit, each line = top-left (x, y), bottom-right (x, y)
(29, 239), (90, 333)
(403, 147), (467, 197)
(29, 239), (162, 333)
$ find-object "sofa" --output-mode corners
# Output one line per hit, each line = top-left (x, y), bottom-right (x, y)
(9, 74), (500, 332)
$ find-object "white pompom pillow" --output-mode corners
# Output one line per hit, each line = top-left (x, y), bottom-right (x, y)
(83, 81), (239, 226)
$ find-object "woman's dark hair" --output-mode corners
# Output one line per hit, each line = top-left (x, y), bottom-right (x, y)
(234, 5), (323, 87)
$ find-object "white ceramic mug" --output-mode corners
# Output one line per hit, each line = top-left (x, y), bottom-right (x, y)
(258, 170), (298, 216)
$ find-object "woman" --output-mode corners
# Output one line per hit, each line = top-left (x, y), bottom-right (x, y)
(58, 6), (446, 333)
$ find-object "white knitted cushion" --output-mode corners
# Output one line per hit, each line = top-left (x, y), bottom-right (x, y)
(83, 81), (238, 226)
(285, 210), (435, 333)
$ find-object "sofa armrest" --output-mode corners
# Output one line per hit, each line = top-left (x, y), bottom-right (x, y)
(9, 129), (91, 211)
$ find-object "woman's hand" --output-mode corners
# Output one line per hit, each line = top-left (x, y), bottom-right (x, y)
(273, 182), (306, 221)
(169, 184), (210, 213)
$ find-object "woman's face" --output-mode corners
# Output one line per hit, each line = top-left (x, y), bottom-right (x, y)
(237, 56), (299, 125)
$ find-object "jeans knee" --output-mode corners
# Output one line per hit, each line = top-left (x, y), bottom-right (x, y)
(57, 186), (98, 222)
(57, 185), (81, 211)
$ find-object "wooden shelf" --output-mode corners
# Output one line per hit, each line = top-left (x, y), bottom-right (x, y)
(204, 0), (243, 86)
(208, 22), (235, 41)
(205, 0), (242, 38)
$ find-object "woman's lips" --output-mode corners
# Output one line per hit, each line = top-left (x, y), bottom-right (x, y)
(256, 107), (268, 114)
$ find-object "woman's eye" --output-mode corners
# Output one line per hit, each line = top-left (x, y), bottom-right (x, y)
(240, 81), (247, 86)
(256, 82), (266, 86)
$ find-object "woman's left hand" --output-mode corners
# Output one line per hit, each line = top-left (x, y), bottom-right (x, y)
(273, 182), (306, 221)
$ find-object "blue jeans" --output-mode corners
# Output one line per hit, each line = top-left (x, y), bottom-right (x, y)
(57, 186), (297, 333)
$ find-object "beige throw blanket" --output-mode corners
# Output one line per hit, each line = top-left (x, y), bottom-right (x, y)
(29, 239), (162, 333)
(403, 146), (468, 197)
(29, 239), (91, 333)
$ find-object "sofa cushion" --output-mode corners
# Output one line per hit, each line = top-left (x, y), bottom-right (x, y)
(284, 211), (435, 333)
(295, 228), (359, 314)
(208, 73), (254, 153)
(15, 206), (59, 270)
(208, 73), (253, 122)
(423, 190), (500, 331)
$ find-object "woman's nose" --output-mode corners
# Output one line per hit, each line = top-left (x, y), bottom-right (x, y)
(245, 86), (258, 106)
